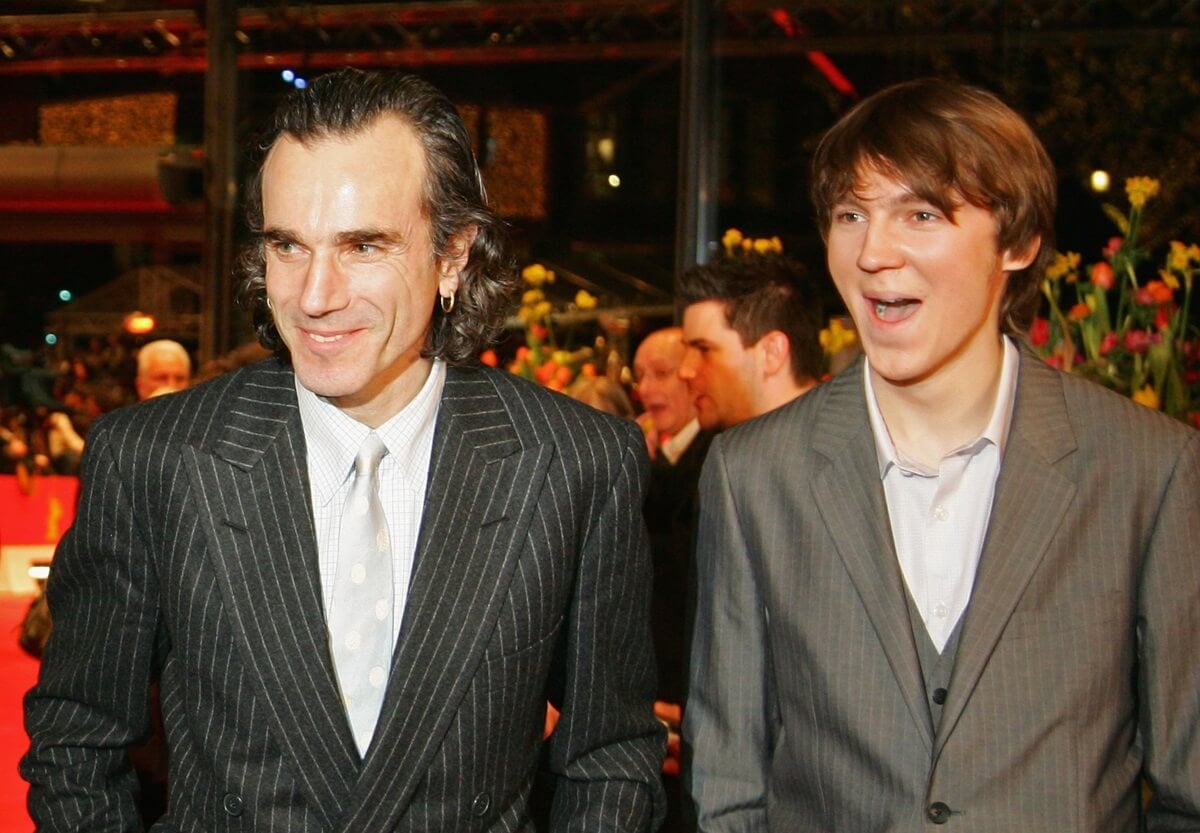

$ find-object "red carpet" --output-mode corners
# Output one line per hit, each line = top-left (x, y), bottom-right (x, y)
(0, 594), (39, 833)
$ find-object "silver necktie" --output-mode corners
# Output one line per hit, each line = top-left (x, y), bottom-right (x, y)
(329, 431), (393, 756)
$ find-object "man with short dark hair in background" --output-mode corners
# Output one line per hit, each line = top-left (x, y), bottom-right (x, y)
(677, 254), (823, 431)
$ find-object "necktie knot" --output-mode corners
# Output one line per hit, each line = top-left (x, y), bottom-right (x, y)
(355, 432), (388, 479)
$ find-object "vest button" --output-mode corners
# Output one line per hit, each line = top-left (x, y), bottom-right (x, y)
(927, 801), (951, 824)
(222, 792), (244, 816)
(932, 687), (947, 705)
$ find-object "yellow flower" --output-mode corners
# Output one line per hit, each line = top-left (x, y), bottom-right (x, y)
(753, 237), (775, 254)
(722, 228), (743, 255)
(1159, 270), (1181, 291)
(534, 301), (552, 319)
(574, 289), (598, 310)
(522, 263), (555, 287)
(819, 318), (857, 354)
(522, 288), (544, 306)
(769, 236), (784, 253)
(1131, 385), (1161, 410)
(1045, 251), (1080, 282)
(1167, 240), (1200, 273)
(1125, 177), (1161, 209)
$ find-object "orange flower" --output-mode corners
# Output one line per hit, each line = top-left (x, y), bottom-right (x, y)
(1090, 261), (1114, 290)
(1068, 303), (1091, 321)
(479, 349), (498, 367)
(1146, 280), (1175, 305)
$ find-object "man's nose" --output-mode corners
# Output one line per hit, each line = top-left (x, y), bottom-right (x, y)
(857, 221), (904, 272)
(299, 251), (351, 315)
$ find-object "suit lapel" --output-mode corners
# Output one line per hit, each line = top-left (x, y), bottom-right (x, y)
(184, 357), (356, 827)
(810, 363), (934, 748)
(341, 366), (553, 830)
(935, 346), (1078, 754)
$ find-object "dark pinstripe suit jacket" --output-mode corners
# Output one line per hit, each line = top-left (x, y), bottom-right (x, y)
(23, 357), (666, 832)
(684, 344), (1200, 832)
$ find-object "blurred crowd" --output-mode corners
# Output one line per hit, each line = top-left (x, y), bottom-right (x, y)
(0, 335), (269, 490)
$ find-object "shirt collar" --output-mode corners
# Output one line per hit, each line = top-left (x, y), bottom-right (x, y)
(297, 359), (447, 507)
(865, 335), (1020, 478)
(661, 417), (701, 464)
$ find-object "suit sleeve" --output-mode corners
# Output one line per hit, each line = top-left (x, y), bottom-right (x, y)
(684, 437), (775, 833)
(1140, 429), (1200, 829)
(545, 426), (667, 831)
(21, 419), (158, 832)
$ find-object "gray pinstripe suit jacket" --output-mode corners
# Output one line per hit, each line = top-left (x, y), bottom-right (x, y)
(23, 357), (666, 832)
(684, 344), (1200, 832)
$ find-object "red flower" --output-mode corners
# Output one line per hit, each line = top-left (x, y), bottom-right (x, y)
(1146, 280), (1175, 304)
(1030, 317), (1050, 347)
(1155, 307), (1172, 332)
(1124, 329), (1152, 354)
(1090, 261), (1115, 290)
(1099, 332), (1119, 355)
(1102, 236), (1124, 257)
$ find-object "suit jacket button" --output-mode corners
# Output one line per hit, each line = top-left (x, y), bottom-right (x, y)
(931, 687), (947, 705)
(222, 792), (244, 816)
(927, 801), (951, 824)
(471, 792), (491, 817)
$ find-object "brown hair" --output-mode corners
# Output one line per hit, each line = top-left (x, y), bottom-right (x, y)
(810, 78), (1056, 334)
(237, 68), (518, 363)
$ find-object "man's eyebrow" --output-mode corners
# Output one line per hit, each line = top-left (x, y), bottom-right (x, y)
(334, 228), (405, 246)
(261, 227), (295, 244)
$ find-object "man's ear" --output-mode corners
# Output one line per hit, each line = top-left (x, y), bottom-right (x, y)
(1002, 234), (1041, 272)
(756, 330), (792, 378)
(438, 225), (478, 296)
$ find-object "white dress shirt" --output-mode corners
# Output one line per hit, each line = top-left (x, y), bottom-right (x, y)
(660, 417), (701, 465)
(296, 360), (445, 652)
(865, 337), (1019, 651)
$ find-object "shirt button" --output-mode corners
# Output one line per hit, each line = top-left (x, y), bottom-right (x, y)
(933, 603), (949, 619)
(932, 687), (947, 705)
(222, 792), (244, 816)
(933, 504), (949, 522)
(927, 801), (951, 824)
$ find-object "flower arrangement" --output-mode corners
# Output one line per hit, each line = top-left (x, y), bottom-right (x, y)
(1033, 177), (1199, 426)
(492, 263), (600, 392)
(721, 228), (784, 257)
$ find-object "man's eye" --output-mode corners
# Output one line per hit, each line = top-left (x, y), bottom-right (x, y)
(913, 211), (938, 222)
(352, 243), (381, 256)
(835, 210), (863, 223)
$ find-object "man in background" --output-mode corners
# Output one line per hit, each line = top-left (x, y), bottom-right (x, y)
(134, 338), (192, 399)
(25, 67), (664, 832)
(677, 255), (823, 430)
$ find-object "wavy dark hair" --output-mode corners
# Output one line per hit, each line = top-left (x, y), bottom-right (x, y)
(237, 67), (518, 363)
(810, 78), (1056, 335)
(677, 253), (824, 385)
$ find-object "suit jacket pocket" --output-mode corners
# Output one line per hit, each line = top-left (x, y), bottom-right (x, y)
(479, 615), (563, 694)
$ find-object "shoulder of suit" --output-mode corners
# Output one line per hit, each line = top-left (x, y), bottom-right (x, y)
(95, 354), (292, 443)
(448, 362), (644, 451)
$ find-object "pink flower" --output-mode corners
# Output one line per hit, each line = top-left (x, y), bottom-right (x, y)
(1102, 237), (1124, 257)
(1099, 332), (1118, 355)
(1124, 330), (1152, 354)
(1090, 261), (1115, 290)
(1030, 317), (1050, 347)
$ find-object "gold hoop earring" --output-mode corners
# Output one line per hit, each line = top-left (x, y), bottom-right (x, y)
(440, 291), (456, 314)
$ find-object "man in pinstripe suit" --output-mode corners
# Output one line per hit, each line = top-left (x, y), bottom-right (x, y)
(684, 79), (1200, 831)
(23, 69), (665, 832)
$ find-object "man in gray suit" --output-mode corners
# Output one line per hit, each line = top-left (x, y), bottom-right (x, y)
(685, 78), (1200, 831)
(23, 68), (665, 832)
